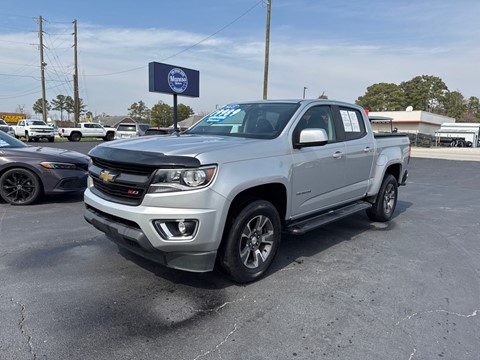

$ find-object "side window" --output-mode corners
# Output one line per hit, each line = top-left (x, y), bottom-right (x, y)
(84, 124), (91, 128)
(19, 121), (24, 126)
(338, 107), (366, 141)
(294, 106), (336, 141)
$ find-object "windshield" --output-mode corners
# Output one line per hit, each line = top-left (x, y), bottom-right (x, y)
(0, 130), (27, 148)
(26, 120), (47, 126)
(187, 103), (300, 139)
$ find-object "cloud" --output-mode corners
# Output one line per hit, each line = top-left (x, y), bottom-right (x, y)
(1, 16), (479, 117)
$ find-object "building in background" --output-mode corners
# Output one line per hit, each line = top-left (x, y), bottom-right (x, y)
(368, 110), (455, 135)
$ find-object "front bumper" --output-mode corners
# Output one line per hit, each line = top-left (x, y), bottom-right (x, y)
(30, 131), (54, 138)
(83, 188), (229, 272)
(41, 169), (88, 194)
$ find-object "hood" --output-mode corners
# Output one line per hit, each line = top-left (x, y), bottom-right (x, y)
(10, 146), (89, 163)
(90, 134), (286, 165)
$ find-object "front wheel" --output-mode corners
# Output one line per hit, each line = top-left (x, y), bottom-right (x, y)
(366, 174), (398, 222)
(0, 168), (42, 205)
(217, 200), (281, 283)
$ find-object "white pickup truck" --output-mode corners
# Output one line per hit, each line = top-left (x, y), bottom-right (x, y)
(59, 122), (115, 142)
(84, 100), (410, 283)
(14, 119), (55, 142)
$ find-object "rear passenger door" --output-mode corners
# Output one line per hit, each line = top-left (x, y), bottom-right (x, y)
(332, 105), (375, 199)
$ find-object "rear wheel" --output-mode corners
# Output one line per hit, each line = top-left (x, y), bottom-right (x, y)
(70, 132), (81, 142)
(0, 168), (42, 205)
(48, 137), (55, 142)
(366, 174), (398, 222)
(217, 200), (281, 283)
(105, 132), (115, 141)
(25, 132), (32, 142)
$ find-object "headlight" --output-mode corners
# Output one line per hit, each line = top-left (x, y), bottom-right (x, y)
(148, 166), (217, 193)
(39, 162), (77, 170)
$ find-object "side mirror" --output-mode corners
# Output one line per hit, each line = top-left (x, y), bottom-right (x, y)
(294, 128), (329, 148)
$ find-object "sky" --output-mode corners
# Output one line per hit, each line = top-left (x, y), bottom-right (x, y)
(0, 0), (479, 119)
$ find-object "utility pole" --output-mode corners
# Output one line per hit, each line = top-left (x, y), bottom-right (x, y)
(73, 19), (79, 125)
(263, 0), (271, 100)
(39, 16), (47, 122)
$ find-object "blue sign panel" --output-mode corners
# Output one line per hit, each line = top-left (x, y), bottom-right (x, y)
(149, 62), (199, 97)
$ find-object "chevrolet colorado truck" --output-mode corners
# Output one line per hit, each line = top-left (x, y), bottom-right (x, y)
(59, 122), (116, 141)
(14, 119), (55, 142)
(84, 100), (410, 283)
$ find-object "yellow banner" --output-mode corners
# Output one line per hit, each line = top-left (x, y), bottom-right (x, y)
(0, 114), (26, 123)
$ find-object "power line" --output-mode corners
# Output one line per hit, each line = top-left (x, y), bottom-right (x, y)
(83, 0), (264, 77)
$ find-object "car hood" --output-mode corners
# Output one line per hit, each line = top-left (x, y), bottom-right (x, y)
(5, 146), (89, 163)
(90, 134), (286, 165)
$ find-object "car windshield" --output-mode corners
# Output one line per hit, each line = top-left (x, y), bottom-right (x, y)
(0, 131), (27, 148)
(186, 102), (300, 139)
(26, 120), (47, 126)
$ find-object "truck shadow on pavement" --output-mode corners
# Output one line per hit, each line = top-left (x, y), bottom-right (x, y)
(116, 200), (413, 288)
(0, 191), (85, 206)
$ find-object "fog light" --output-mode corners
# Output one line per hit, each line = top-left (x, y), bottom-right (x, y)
(153, 219), (198, 240)
(178, 221), (186, 234)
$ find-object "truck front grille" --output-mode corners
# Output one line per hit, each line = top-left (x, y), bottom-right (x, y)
(90, 158), (156, 205)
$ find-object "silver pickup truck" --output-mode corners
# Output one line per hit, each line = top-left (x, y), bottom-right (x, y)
(84, 100), (410, 283)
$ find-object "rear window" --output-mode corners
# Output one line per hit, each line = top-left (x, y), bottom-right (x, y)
(117, 124), (137, 132)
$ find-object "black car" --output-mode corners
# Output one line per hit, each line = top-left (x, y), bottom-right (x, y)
(0, 131), (89, 205)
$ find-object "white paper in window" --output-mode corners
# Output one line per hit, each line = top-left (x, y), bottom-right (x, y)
(340, 110), (353, 132)
(348, 111), (361, 132)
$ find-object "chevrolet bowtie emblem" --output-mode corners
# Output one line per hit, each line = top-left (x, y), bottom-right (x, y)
(99, 170), (117, 183)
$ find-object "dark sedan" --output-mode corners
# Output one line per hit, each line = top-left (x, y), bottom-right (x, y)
(0, 131), (89, 205)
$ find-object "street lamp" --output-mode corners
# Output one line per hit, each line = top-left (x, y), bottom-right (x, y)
(303, 86), (308, 99)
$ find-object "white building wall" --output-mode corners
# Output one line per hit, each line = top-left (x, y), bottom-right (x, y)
(369, 111), (455, 135)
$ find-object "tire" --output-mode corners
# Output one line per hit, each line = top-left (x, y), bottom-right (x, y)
(48, 137), (55, 142)
(70, 132), (81, 142)
(366, 174), (398, 222)
(25, 133), (32, 142)
(105, 132), (115, 141)
(217, 200), (281, 283)
(0, 168), (42, 205)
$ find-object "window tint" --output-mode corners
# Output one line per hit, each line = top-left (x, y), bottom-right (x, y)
(188, 103), (299, 139)
(338, 107), (366, 140)
(117, 124), (136, 132)
(294, 105), (336, 141)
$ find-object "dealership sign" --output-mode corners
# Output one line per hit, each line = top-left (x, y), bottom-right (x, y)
(149, 62), (199, 98)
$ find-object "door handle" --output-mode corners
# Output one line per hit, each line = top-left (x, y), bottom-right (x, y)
(332, 151), (343, 159)
(364, 147), (371, 152)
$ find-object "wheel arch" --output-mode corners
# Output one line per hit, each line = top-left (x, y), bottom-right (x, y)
(384, 163), (401, 184)
(226, 183), (287, 224)
(218, 183), (286, 249)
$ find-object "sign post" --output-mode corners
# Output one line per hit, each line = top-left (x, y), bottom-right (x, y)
(149, 62), (200, 131)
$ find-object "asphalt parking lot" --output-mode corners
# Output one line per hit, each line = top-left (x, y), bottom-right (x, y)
(1, 141), (479, 360)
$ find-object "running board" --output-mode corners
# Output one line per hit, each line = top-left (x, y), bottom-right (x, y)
(283, 201), (372, 235)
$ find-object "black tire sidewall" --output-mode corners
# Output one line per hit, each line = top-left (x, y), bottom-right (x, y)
(219, 200), (281, 283)
(0, 168), (42, 205)
(367, 174), (398, 222)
